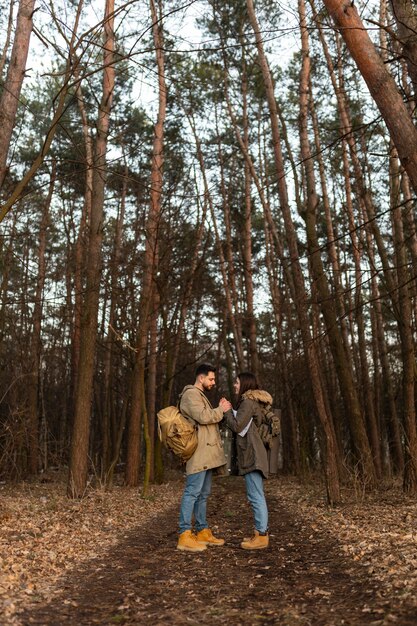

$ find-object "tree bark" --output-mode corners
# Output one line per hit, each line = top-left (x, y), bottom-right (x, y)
(264, 220), (300, 475)
(0, 0), (15, 80)
(247, 0), (341, 504)
(313, 3), (408, 478)
(214, 105), (245, 372)
(0, 0), (84, 221)
(322, 0), (417, 194)
(389, 148), (417, 493)
(298, 0), (377, 484)
(0, 212), (17, 344)
(240, 34), (258, 376)
(27, 165), (55, 474)
(71, 70), (94, 438)
(187, 111), (246, 370)
(146, 289), (159, 485)
(102, 162), (127, 482)
(0, 0), (35, 188)
(68, 0), (115, 498)
(125, 0), (166, 487)
(390, 0), (417, 102)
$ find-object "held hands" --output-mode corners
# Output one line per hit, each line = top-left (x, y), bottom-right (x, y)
(219, 397), (232, 413)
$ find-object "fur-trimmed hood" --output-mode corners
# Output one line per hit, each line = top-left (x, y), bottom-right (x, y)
(242, 389), (273, 405)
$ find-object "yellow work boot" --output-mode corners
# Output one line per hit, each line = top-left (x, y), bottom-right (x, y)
(196, 528), (225, 546)
(177, 530), (207, 552)
(241, 531), (269, 550)
(243, 529), (261, 542)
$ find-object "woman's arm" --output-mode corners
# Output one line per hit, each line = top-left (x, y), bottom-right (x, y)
(224, 400), (254, 434)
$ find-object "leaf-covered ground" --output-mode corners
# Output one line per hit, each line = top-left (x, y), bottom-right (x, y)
(1, 470), (417, 625)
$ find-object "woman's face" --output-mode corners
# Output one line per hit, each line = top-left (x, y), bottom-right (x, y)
(233, 377), (241, 396)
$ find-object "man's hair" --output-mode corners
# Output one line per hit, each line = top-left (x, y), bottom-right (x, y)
(195, 363), (216, 378)
(237, 371), (259, 403)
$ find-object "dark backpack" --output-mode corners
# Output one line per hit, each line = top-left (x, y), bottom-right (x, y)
(257, 407), (281, 449)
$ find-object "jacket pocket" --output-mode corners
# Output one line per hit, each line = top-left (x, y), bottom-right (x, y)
(237, 440), (255, 470)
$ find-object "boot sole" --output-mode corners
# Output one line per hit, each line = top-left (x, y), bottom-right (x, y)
(241, 544), (269, 550)
(176, 545), (207, 552)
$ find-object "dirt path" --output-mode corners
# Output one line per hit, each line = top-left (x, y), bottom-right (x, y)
(21, 477), (417, 626)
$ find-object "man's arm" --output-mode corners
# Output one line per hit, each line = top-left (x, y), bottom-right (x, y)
(181, 389), (230, 425)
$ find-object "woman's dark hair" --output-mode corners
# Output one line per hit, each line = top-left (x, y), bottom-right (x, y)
(236, 371), (259, 404)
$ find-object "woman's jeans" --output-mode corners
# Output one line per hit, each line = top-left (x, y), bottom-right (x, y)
(179, 469), (212, 534)
(245, 470), (268, 533)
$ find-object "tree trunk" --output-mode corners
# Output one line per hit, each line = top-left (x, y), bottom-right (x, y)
(390, 0), (417, 102)
(389, 148), (417, 493)
(322, 0), (417, 194)
(0, 212), (17, 344)
(214, 106), (245, 372)
(125, 0), (166, 487)
(400, 173), (417, 330)
(71, 71), (94, 438)
(313, 3), (407, 477)
(68, 0), (115, 498)
(298, 0), (376, 484)
(223, 81), (297, 310)
(0, 0), (35, 188)
(247, 0), (341, 504)
(309, 91), (349, 349)
(0, 1), (84, 221)
(146, 288), (159, 484)
(240, 35), (258, 376)
(0, 0), (15, 80)
(264, 221), (300, 475)
(102, 161), (127, 482)
(187, 112), (246, 370)
(27, 165), (55, 474)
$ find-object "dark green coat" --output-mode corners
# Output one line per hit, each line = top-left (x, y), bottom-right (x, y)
(224, 389), (272, 479)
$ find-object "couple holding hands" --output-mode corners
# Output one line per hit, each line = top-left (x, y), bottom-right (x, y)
(177, 363), (272, 552)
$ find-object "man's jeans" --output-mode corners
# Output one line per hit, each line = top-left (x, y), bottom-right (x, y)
(245, 470), (268, 533)
(179, 469), (212, 534)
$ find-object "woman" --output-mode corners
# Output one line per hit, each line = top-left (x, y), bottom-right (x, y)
(225, 371), (271, 550)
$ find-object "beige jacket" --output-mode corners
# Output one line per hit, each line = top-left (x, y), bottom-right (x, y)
(180, 385), (227, 475)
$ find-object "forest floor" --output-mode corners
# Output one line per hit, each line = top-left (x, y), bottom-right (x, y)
(1, 469), (417, 625)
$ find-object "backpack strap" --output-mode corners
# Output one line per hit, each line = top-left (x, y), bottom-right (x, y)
(177, 387), (201, 427)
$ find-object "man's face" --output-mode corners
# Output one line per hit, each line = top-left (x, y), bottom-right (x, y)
(200, 371), (216, 390)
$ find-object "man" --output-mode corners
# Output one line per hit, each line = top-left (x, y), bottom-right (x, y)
(177, 363), (232, 552)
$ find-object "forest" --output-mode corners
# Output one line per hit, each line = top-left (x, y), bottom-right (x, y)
(1, 0), (417, 507)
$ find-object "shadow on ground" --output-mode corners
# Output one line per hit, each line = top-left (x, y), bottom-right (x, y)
(21, 477), (417, 625)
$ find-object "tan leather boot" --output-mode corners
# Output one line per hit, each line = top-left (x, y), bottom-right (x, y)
(196, 528), (225, 546)
(241, 531), (269, 550)
(177, 530), (207, 552)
